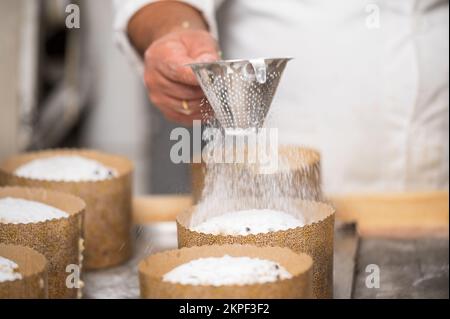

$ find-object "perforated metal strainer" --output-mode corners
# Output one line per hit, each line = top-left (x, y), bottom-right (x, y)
(189, 57), (292, 133)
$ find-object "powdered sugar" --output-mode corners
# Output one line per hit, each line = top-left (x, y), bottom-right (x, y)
(192, 209), (303, 235)
(0, 197), (68, 224)
(14, 155), (117, 182)
(163, 255), (291, 286)
(0, 256), (22, 282)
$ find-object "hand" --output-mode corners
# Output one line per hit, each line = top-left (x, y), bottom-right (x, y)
(143, 29), (219, 126)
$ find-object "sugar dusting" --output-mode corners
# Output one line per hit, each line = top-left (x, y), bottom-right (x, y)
(0, 197), (68, 224)
(190, 115), (321, 229)
(193, 209), (304, 235)
(191, 59), (321, 233)
(0, 256), (22, 282)
(163, 255), (291, 286)
(15, 155), (117, 182)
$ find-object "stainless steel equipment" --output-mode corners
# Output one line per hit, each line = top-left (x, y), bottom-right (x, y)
(189, 57), (292, 133)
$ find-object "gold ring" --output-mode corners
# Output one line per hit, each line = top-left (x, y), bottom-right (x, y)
(182, 100), (190, 111)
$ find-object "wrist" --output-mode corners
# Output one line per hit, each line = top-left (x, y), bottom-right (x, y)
(128, 1), (209, 56)
(151, 20), (204, 42)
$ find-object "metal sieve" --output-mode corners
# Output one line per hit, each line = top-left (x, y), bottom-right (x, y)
(189, 57), (292, 133)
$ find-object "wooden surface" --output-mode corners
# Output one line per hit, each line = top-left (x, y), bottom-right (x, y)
(133, 192), (449, 238)
(133, 195), (192, 224)
(331, 191), (449, 237)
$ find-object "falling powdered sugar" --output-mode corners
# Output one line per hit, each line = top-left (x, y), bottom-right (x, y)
(163, 255), (292, 286)
(0, 197), (68, 224)
(193, 57), (321, 232)
(14, 155), (117, 182)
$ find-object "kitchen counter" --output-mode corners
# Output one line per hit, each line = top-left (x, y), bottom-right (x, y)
(82, 222), (448, 299)
(82, 194), (449, 299)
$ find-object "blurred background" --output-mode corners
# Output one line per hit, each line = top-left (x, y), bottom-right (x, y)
(1, 0), (447, 216)
(0, 1), (448, 299)
(0, 0), (190, 194)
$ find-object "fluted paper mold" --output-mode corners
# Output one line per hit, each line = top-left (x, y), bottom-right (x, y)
(0, 149), (133, 269)
(139, 244), (313, 299)
(0, 244), (48, 299)
(177, 200), (334, 298)
(191, 146), (322, 203)
(0, 187), (84, 298)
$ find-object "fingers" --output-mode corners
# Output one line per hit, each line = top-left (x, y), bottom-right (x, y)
(152, 51), (200, 86)
(150, 92), (203, 115)
(162, 30), (219, 85)
(143, 30), (220, 125)
(148, 90), (204, 126)
(145, 30), (219, 86)
(145, 66), (204, 100)
(181, 30), (219, 61)
(145, 37), (198, 86)
(159, 105), (202, 127)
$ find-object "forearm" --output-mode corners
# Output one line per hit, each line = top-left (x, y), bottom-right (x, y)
(128, 1), (209, 56)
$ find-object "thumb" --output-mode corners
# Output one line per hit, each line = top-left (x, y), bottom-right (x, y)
(195, 52), (219, 63)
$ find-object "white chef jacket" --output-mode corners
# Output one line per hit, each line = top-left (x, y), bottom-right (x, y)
(114, 0), (449, 195)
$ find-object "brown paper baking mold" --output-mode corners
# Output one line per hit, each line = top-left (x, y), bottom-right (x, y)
(0, 149), (133, 269)
(191, 145), (322, 203)
(177, 200), (334, 299)
(0, 244), (48, 299)
(139, 244), (313, 299)
(0, 187), (84, 298)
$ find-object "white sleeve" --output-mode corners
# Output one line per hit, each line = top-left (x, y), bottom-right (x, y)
(113, 0), (221, 76)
